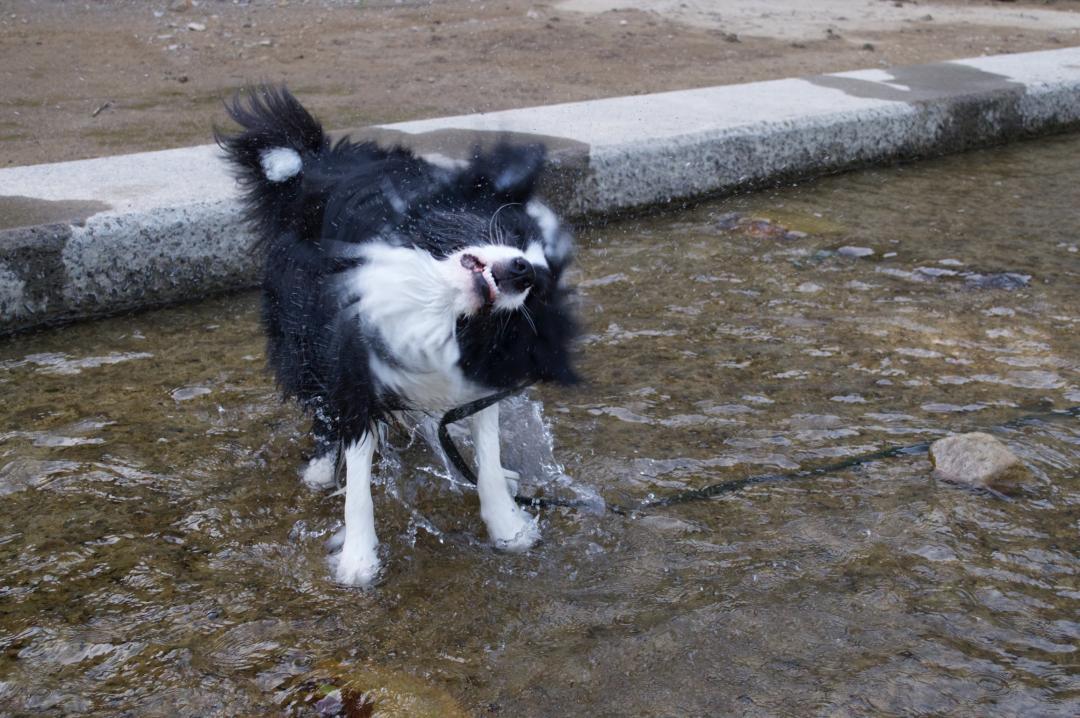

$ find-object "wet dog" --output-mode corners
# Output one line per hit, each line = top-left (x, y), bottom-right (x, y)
(217, 87), (578, 585)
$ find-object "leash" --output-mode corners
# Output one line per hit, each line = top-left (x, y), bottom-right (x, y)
(437, 382), (535, 486)
(437, 381), (594, 510)
(438, 395), (1079, 514)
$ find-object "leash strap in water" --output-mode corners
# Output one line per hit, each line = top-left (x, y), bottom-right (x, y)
(439, 395), (1078, 513)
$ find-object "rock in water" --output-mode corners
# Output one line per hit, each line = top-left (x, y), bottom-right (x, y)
(279, 661), (468, 718)
(837, 245), (874, 258)
(929, 432), (1028, 493)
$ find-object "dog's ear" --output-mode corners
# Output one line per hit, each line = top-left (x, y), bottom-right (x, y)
(462, 143), (546, 202)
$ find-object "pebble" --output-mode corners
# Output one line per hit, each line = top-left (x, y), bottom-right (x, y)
(984, 306), (1015, 317)
(742, 220), (788, 239)
(914, 266), (958, 278)
(712, 213), (808, 240)
(714, 211), (742, 231)
(187, 22), (206, 32)
(963, 272), (1030, 290)
(930, 432), (1028, 493)
(171, 386), (212, 401)
(837, 245), (874, 258)
(314, 689), (344, 715)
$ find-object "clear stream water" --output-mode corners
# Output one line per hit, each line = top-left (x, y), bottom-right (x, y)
(1, 134), (1078, 717)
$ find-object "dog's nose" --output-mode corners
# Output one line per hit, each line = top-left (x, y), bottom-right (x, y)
(492, 257), (535, 292)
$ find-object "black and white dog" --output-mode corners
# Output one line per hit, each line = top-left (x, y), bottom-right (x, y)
(217, 87), (578, 586)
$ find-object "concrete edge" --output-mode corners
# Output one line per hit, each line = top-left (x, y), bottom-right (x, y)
(2, 47), (1080, 335)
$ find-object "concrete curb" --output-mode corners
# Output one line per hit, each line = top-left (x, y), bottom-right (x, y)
(3, 47), (1080, 334)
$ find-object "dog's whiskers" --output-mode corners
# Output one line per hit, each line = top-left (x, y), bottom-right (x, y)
(520, 304), (537, 335)
(488, 202), (520, 246)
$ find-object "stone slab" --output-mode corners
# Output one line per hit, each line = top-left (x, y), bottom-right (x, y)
(2, 47), (1079, 333)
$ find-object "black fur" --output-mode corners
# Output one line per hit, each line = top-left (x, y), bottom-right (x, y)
(216, 86), (578, 451)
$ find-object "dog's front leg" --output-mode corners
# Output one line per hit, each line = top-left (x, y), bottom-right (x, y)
(332, 432), (380, 586)
(471, 403), (540, 551)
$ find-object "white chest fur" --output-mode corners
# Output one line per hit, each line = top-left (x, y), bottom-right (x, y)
(348, 244), (485, 410)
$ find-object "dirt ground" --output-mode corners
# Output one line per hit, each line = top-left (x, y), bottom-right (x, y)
(2, 0), (1079, 167)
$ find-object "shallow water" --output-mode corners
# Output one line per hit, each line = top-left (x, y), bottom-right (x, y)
(2, 134), (1079, 716)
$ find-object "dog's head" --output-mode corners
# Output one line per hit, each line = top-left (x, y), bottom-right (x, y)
(407, 144), (569, 312)
(318, 141), (580, 389)
(426, 144), (579, 387)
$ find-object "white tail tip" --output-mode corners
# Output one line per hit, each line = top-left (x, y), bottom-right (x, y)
(259, 147), (302, 182)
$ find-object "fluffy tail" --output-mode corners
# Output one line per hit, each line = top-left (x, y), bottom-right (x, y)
(215, 86), (326, 245)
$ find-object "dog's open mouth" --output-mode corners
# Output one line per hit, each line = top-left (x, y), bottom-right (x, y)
(461, 253), (498, 306)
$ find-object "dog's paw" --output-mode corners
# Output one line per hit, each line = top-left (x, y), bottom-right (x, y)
(502, 467), (521, 497)
(330, 544), (381, 587)
(301, 454), (337, 490)
(485, 506), (541, 553)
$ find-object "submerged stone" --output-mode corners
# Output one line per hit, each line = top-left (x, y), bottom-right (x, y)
(280, 661), (468, 718)
(963, 272), (1031, 290)
(712, 213), (820, 240)
(170, 386), (212, 401)
(713, 211), (742, 230)
(929, 432), (1029, 493)
(745, 218), (795, 240)
(837, 245), (874, 257)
